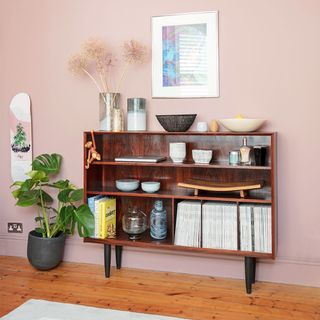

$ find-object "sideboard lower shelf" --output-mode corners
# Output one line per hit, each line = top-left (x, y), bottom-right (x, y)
(84, 233), (273, 259)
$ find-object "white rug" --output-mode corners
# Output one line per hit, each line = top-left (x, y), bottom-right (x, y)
(1, 299), (187, 320)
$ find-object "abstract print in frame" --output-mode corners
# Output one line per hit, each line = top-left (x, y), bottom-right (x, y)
(152, 11), (219, 98)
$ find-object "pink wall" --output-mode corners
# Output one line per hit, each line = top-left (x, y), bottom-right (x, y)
(1, 0), (320, 286)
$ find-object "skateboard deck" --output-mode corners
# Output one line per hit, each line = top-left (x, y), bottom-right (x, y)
(9, 93), (33, 181)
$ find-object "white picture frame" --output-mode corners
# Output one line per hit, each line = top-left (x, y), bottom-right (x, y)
(152, 11), (219, 98)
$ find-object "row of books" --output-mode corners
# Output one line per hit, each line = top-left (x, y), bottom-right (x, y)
(174, 201), (272, 253)
(87, 195), (116, 239)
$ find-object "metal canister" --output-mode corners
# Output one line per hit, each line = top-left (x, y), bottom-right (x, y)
(229, 150), (240, 165)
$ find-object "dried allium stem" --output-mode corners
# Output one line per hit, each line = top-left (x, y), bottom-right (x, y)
(81, 68), (103, 93)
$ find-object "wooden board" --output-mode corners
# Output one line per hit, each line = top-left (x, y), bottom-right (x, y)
(9, 93), (32, 181)
(178, 179), (263, 197)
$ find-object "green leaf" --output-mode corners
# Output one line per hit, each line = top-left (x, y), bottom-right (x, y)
(51, 180), (70, 189)
(40, 190), (53, 204)
(74, 204), (94, 237)
(27, 170), (48, 182)
(16, 190), (40, 207)
(12, 189), (21, 199)
(70, 216), (76, 235)
(32, 153), (62, 176)
(35, 227), (45, 235)
(10, 181), (24, 187)
(57, 188), (73, 203)
(20, 179), (36, 192)
(59, 206), (74, 231)
(35, 216), (44, 222)
(69, 189), (83, 202)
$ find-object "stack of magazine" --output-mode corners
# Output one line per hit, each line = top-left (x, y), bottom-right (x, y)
(202, 202), (238, 250)
(174, 201), (272, 253)
(174, 201), (202, 247)
(240, 204), (272, 253)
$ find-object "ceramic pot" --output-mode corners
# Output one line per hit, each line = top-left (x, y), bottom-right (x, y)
(27, 230), (66, 271)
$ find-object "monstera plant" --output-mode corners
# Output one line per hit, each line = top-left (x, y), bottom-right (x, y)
(11, 153), (94, 270)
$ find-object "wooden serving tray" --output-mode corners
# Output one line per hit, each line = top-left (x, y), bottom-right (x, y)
(178, 179), (263, 198)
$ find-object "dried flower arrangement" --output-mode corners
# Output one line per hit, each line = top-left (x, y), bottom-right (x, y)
(68, 38), (147, 95)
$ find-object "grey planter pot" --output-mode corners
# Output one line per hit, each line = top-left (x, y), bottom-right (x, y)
(27, 230), (66, 271)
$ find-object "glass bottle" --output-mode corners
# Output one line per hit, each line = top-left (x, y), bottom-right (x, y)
(240, 137), (253, 165)
(150, 200), (167, 240)
(112, 107), (124, 132)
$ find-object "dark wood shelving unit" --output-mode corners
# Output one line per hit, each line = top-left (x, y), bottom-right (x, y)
(83, 131), (277, 294)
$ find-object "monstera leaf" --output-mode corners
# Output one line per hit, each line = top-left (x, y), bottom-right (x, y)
(32, 153), (62, 175)
(74, 204), (94, 237)
(58, 188), (83, 203)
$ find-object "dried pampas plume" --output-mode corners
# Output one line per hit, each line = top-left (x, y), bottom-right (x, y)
(82, 38), (107, 60)
(68, 37), (147, 97)
(68, 54), (89, 75)
(122, 40), (147, 63)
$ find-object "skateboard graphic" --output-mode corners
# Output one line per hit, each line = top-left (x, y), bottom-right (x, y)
(9, 93), (33, 181)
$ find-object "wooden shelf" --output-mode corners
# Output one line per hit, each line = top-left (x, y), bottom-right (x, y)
(91, 159), (271, 170)
(86, 130), (275, 136)
(84, 230), (273, 259)
(86, 187), (272, 203)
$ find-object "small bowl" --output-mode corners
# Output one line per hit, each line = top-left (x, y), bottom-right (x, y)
(156, 114), (197, 132)
(116, 179), (140, 192)
(141, 181), (160, 193)
(218, 119), (266, 132)
(192, 150), (213, 164)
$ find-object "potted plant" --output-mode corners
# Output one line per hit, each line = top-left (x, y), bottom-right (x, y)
(11, 153), (94, 270)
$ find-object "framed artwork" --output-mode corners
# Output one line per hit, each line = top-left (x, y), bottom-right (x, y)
(152, 11), (219, 98)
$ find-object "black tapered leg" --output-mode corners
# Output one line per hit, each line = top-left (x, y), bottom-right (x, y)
(104, 244), (111, 278)
(244, 257), (256, 294)
(115, 245), (123, 269)
(252, 258), (256, 284)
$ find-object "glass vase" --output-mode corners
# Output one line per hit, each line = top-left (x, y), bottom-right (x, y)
(99, 92), (120, 131)
(122, 207), (148, 240)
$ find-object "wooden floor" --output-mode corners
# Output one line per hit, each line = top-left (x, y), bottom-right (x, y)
(0, 256), (320, 320)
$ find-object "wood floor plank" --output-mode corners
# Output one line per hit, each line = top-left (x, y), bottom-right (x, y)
(0, 256), (320, 320)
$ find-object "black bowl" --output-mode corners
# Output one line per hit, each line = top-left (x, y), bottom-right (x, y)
(156, 114), (197, 132)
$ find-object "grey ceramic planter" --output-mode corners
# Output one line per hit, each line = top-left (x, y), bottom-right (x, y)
(27, 230), (66, 271)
